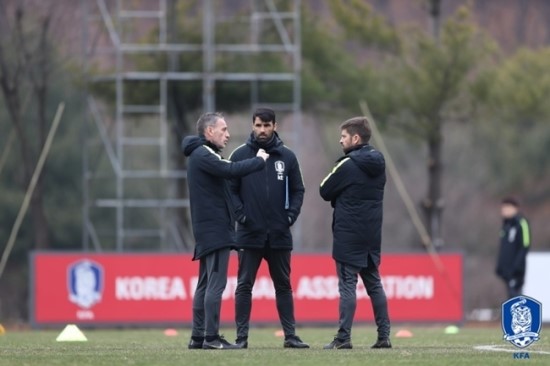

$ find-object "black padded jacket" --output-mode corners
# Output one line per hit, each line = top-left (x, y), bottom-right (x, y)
(320, 144), (386, 268)
(182, 135), (265, 260)
(228, 132), (304, 250)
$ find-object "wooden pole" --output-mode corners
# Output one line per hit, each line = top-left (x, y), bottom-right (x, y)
(359, 100), (443, 271)
(0, 102), (65, 280)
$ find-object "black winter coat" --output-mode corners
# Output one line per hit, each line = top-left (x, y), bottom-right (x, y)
(496, 214), (531, 281)
(319, 144), (386, 268)
(182, 135), (265, 260)
(229, 133), (304, 250)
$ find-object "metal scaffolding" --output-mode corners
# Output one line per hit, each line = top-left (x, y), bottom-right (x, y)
(81, 0), (302, 251)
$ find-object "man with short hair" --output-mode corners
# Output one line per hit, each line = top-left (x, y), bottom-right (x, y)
(229, 107), (308, 349)
(496, 197), (531, 299)
(182, 112), (269, 350)
(320, 116), (391, 350)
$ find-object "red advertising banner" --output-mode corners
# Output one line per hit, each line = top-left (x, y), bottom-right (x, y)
(30, 252), (462, 325)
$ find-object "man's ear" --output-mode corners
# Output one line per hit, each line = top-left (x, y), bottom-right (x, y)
(273, 122), (278, 131)
(352, 134), (361, 145)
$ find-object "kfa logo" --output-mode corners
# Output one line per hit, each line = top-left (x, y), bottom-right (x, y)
(502, 295), (541, 349)
(67, 260), (104, 309)
(274, 160), (285, 180)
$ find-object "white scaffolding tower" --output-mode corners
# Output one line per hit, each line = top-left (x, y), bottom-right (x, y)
(81, 0), (302, 251)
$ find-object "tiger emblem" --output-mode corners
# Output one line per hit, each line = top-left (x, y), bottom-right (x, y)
(511, 299), (532, 335)
(502, 296), (541, 349)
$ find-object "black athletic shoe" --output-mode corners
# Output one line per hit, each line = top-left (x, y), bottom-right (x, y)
(235, 337), (248, 349)
(323, 337), (353, 349)
(371, 338), (392, 349)
(283, 335), (310, 348)
(188, 338), (204, 349)
(202, 335), (239, 350)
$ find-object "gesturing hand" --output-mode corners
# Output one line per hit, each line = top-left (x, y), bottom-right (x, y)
(256, 148), (269, 161)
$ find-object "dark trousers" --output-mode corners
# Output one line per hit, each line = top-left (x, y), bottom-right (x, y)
(504, 276), (524, 299)
(191, 248), (230, 338)
(335, 256), (391, 341)
(235, 247), (295, 339)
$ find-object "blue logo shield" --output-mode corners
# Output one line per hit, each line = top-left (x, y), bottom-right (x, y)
(67, 259), (104, 309)
(502, 296), (542, 349)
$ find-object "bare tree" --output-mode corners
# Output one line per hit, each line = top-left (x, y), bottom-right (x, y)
(0, 0), (57, 249)
(329, 0), (492, 248)
(423, 0), (444, 248)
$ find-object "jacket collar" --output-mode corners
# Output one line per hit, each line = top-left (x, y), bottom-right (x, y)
(344, 143), (369, 155)
(247, 131), (283, 153)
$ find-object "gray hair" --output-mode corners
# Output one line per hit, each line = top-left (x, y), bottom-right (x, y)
(196, 112), (224, 135)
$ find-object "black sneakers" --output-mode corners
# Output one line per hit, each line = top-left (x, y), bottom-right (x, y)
(283, 335), (310, 348)
(193, 334), (389, 349)
(188, 337), (204, 349)
(371, 338), (392, 349)
(233, 335), (307, 349)
(323, 337), (353, 349)
(202, 335), (239, 350)
(235, 337), (248, 349)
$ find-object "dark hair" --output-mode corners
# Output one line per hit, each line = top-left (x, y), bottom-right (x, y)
(501, 196), (520, 207)
(196, 112), (224, 135)
(253, 107), (276, 124)
(340, 116), (372, 143)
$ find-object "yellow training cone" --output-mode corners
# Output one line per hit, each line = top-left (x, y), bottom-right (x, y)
(444, 325), (460, 335)
(56, 324), (88, 342)
(0, 324), (5, 335)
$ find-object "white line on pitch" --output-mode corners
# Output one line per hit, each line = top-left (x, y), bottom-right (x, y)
(474, 345), (550, 355)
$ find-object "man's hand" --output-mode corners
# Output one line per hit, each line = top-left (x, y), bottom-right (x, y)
(288, 214), (296, 226)
(256, 148), (269, 161)
(237, 213), (247, 225)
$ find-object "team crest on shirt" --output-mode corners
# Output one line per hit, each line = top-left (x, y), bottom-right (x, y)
(275, 161), (285, 180)
(508, 227), (517, 242)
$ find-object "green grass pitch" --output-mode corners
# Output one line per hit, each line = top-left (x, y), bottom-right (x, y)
(1, 324), (549, 365)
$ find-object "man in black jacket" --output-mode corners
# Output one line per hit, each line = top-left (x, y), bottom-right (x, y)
(320, 116), (391, 350)
(182, 112), (269, 350)
(229, 108), (308, 349)
(495, 197), (531, 299)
